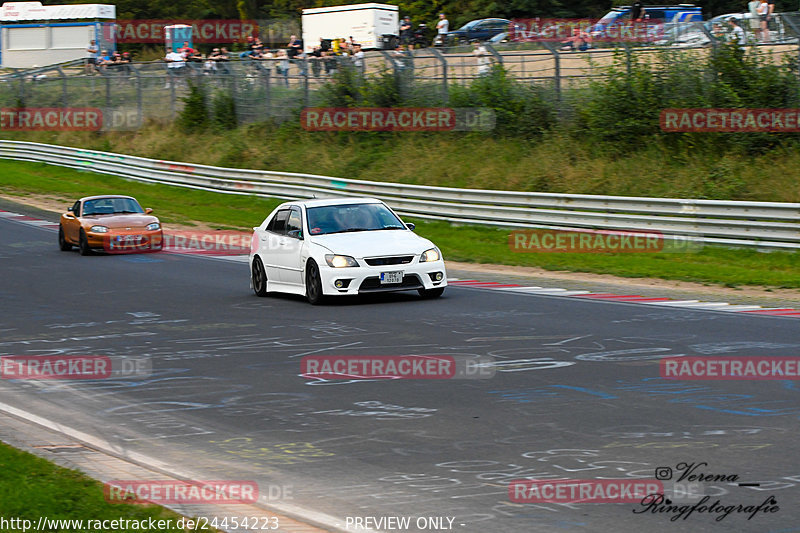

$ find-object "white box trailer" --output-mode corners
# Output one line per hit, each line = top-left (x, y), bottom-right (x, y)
(301, 3), (398, 52)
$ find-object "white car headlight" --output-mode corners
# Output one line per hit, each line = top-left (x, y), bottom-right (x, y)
(146, 222), (161, 231)
(325, 254), (359, 268)
(90, 225), (109, 233)
(420, 248), (440, 262)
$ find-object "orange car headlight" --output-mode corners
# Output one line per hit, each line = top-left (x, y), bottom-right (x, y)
(146, 222), (161, 231)
(90, 225), (109, 233)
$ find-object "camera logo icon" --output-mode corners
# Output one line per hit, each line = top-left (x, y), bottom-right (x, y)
(655, 467), (673, 480)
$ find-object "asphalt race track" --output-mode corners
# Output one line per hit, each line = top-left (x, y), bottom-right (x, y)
(1, 213), (799, 533)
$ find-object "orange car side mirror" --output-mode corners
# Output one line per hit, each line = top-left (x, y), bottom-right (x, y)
(145, 208), (153, 214)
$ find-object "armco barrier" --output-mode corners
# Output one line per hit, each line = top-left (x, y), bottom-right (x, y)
(0, 140), (798, 249)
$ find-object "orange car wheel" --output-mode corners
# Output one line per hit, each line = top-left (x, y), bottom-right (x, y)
(58, 226), (73, 251)
(79, 229), (92, 256)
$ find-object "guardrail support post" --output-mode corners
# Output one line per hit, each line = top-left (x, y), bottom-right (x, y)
(542, 42), (562, 115)
(428, 47), (448, 104)
(485, 44), (503, 66)
(782, 15), (800, 78)
(56, 66), (68, 108)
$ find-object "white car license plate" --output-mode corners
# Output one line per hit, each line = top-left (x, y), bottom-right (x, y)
(380, 271), (404, 284)
(117, 235), (142, 243)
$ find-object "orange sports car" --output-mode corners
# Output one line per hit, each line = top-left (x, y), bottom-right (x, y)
(58, 195), (163, 255)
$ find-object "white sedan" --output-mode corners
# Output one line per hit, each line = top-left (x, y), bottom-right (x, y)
(249, 198), (447, 304)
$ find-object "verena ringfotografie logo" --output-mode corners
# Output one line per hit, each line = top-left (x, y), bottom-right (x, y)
(108, 20), (257, 43)
(661, 357), (800, 380)
(104, 480), (258, 504)
(509, 479), (664, 503)
(661, 109), (800, 132)
(301, 355), (495, 380)
(0, 356), (152, 379)
(301, 108), (495, 132)
(1, 108), (101, 131)
(509, 229), (702, 253)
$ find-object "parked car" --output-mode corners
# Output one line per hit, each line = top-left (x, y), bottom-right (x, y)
(443, 18), (511, 45)
(249, 198), (447, 304)
(58, 195), (162, 255)
(590, 4), (703, 42)
(654, 12), (797, 47)
(488, 32), (510, 44)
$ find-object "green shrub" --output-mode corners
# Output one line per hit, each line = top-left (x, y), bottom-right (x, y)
(211, 90), (237, 131)
(177, 82), (209, 133)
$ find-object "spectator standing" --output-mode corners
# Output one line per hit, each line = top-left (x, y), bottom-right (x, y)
(436, 13), (449, 45)
(322, 50), (337, 76)
(560, 28), (592, 51)
(392, 44), (409, 70)
(217, 47), (231, 74)
(96, 49), (112, 73)
(294, 49), (308, 76)
(85, 39), (98, 74)
(758, 0), (770, 42)
(728, 17), (747, 47)
(630, 1), (644, 21)
(119, 51), (132, 75)
(204, 52), (216, 75)
(766, 0), (775, 41)
(287, 35), (303, 57)
(178, 41), (196, 57)
(308, 45), (323, 77)
(471, 39), (490, 76)
(275, 49), (290, 86)
(164, 48), (185, 88)
(747, 0), (762, 40)
(352, 43), (365, 74)
(400, 16), (413, 49)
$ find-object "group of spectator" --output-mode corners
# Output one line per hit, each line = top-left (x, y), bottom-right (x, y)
(305, 38), (365, 77)
(85, 40), (133, 74)
(163, 41), (233, 87)
(399, 13), (450, 48)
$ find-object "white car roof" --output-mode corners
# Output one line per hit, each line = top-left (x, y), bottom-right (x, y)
(280, 197), (384, 209)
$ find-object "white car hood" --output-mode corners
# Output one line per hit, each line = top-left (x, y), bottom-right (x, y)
(310, 230), (435, 258)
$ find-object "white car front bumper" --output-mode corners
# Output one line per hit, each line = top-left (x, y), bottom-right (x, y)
(317, 258), (447, 296)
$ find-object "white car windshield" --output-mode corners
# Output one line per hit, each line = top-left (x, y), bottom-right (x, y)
(306, 203), (406, 235)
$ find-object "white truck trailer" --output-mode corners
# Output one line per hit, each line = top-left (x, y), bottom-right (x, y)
(301, 3), (398, 52)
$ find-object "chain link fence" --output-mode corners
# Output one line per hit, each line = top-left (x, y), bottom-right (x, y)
(3, 14), (800, 129)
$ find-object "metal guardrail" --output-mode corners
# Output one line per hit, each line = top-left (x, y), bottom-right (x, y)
(0, 140), (797, 249)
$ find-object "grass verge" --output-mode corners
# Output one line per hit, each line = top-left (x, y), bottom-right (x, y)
(0, 442), (194, 532)
(1, 158), (798, 289)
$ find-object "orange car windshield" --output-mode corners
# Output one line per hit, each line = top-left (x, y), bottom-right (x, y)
(83, 198), (144, 216)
